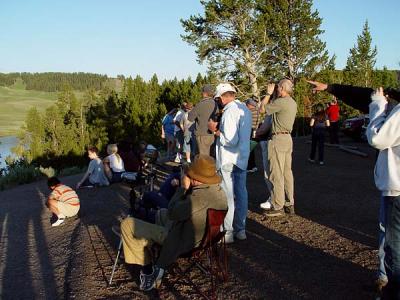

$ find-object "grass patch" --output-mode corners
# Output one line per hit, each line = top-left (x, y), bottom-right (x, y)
(0, 85), (57, 136)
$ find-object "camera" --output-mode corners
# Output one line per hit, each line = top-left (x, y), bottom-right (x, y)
(143, 145), (159, 164)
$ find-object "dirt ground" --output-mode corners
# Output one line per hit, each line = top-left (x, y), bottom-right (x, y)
(0, 136), (381, 299)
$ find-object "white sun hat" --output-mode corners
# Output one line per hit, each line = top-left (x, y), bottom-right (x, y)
(214, 83), (236, 98)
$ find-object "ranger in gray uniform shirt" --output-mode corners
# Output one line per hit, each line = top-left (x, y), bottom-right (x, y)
(263, 79), (297, 217)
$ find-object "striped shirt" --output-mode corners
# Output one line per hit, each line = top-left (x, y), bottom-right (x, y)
(49, 184), (80, 206)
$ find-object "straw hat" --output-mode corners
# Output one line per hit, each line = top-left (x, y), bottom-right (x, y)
(186, 155), (221, 185)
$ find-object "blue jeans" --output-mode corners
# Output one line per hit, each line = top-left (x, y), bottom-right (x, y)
(382, 195), (400, 299)
(220, 164), (248, 234)
(378, 195), (388, 281)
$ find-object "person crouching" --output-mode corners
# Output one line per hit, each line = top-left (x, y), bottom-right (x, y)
(120, 155), (227, 291)
(46, 177), (80, 227)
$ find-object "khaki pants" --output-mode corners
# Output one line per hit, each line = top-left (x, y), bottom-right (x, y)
(268, 135), (294, 210)
(121, 217), (168, 266)
(196, 135), (215, 156)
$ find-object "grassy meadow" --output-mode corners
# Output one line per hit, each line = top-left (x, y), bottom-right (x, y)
(0, 80), (57, 136)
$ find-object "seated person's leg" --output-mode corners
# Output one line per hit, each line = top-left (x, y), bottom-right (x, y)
(142, 191), (169, 209)
(120, 217), (167, 266)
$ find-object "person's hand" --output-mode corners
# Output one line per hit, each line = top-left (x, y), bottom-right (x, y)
(267, 83), (275, 95)
(374, 87), (384, 97)
(181, 175), (191, 190)
(208, 119), (218, 133)
(76, 182), (81, 189)
(307, 80), (328, 93)
(171, 178), (179, 187)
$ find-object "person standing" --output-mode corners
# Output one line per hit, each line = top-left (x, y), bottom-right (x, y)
(245, 98), (260, 173)
(188, 85), (217, 156)
(182, 102), (196, 163)
(263, 79), (297, 217)
(208, 83), (252, 243)
(161, 109), (177, 161)
(309, 104), (330, 165)
(173, 104), (186, 163)
(367, 87), (400, 299)
(326, 97), (340, 144)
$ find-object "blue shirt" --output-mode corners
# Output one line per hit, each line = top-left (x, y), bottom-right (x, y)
(162, 114), (175, 136)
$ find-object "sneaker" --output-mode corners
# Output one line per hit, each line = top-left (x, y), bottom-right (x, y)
(308, 158), (315, 163)
(224, 232), (234, 244)
(265, 208), (285, 217)
(284, 205), (295, 215)
(140, 266), (164, 291)
(235, 230), (247, 240)
(247, 167), (258, 173)
(375, 277), (388, 293)
(260, 198), (272, 210)
(51, 218), (65, 227)
(319, 161), (325, 166)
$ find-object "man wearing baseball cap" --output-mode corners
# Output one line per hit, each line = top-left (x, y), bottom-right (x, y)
(208, 83), (252, 243)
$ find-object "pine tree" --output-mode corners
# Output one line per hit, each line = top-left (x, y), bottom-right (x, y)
(345, 20), (377, 87)
(260, 0), (329, 81)
(181, 0), (272, 99)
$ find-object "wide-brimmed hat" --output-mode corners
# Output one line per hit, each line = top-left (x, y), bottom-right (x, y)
(186, 155), (221, 185)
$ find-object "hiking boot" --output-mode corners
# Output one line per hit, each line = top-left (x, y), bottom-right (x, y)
(140, 265), (164, 291)
(265, 208), (285, 217)
(308, 158), (315, 163)
(319, 161), (325, 166)
(51, 218), (65, 227)
(235, 230), (247, 241)
(284, 205), (295, 215)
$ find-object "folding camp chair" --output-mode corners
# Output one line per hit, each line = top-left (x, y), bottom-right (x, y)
(173, 208), (229, 299)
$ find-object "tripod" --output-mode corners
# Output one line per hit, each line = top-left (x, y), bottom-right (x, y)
(109, 162), (157, 285)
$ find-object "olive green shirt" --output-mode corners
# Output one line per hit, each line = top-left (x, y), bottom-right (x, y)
(265, 96), (297, 134)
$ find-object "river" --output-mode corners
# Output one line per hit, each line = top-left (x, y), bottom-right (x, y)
(0, 136), (19, 169)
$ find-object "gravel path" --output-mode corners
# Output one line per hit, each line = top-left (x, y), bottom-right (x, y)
(0, 137), (380, 299)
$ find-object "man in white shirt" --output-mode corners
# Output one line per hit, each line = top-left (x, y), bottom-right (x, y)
(208, 83), (252, 243)
(367, 87), (400, 299)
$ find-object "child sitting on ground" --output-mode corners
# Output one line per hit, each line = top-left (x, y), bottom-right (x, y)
(46, 177), (80, 227)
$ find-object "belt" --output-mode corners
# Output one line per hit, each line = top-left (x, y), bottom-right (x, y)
(272, 131), (290, 136)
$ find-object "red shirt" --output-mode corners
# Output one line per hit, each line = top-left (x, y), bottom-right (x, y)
(326, 104), (340, 122)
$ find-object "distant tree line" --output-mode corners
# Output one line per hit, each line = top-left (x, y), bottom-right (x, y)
(14, 74), (210, 169)
(0, 72), (108, 91)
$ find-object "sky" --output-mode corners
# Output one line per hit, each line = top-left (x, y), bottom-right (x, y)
(0, 0), (399, 81)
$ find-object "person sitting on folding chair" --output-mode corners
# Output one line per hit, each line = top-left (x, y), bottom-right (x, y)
(120, 155), (227, 291)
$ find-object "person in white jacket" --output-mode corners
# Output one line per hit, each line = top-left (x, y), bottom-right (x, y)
(367, 87), (400, 299)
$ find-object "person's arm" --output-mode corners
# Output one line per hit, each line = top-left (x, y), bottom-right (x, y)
(310, 118), (315, 127)
(367, 88), (400, 150)
(77, 162), (93, 189)
(259, 83), (275, 114)
(219, 111), (240, 147)
(325, 118), (330, 127)
(188, 103), (199, 122)
(264, 98), (283, 115)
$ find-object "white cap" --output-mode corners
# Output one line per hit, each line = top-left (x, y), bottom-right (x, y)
(214, 83), (236, 98)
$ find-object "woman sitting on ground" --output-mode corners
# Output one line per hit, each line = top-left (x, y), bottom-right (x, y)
(76, 146), (109, 189)
(104, 144), (125, 183)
